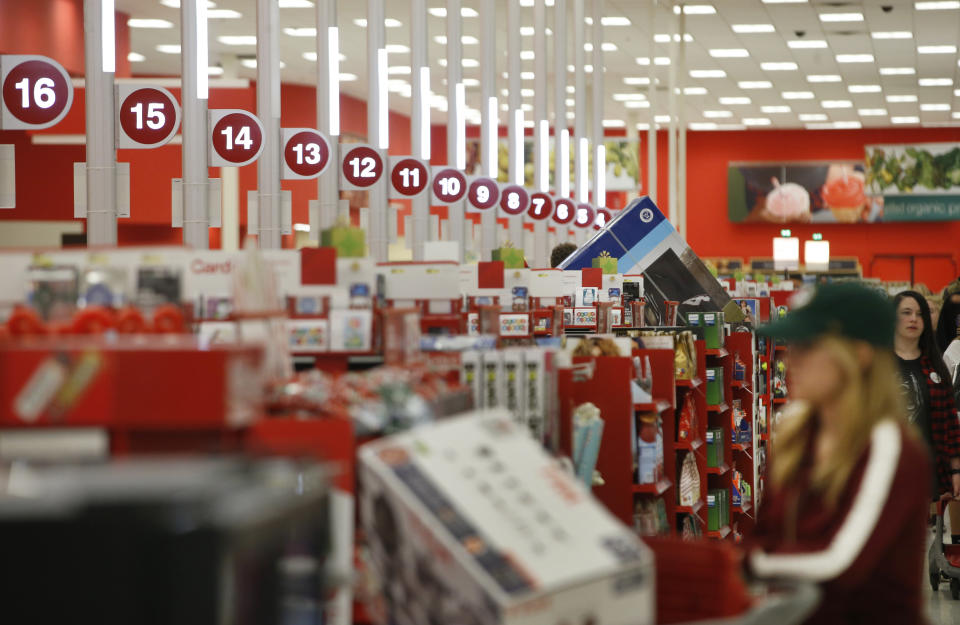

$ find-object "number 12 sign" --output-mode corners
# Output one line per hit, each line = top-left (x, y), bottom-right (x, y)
(340, 144), (384, 190)
(209, 109), (264, 167)
(0, 55), (73, 130)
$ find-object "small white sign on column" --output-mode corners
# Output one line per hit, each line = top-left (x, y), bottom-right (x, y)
(0, 144), (14, 209)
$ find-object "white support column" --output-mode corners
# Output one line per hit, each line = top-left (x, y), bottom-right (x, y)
(411, 0), (429, 260)
(574, 0), (588, 208)
(315, 0), (339, 239)
(591, 0), (604, 213)
(479, 0), (497, 261)
(533, 0), (548, 267)
(646, 0), (657, 203)
(677, 6), (687, 240)
(667, 4), (678, 227)
(84, 0), (117, 246)
(367, 0), (389, 261)
(507, 0), (524, 250)
(446, 0), (465, 261)
(554, 0), (569, 200)
(256, 0), (282, 249)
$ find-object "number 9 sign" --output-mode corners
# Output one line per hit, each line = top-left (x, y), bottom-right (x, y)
(118, 85), (181, 149)
(0, 55), (73, 130)
(209, 109), (264, 167)
(574, 203), (595, 229)
(340, 144), (384, 190)
(552, 198), (576, 225)
(282, 128), (331, 179)
(467, 178), (500, 211)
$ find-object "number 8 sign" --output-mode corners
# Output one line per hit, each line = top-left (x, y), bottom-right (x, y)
(0, 55), (73, 130)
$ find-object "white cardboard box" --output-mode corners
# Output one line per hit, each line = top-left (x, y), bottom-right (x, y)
(359, 410), (654, 625)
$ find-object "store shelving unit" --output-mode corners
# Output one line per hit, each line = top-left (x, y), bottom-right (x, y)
(675, 339), (708, 538)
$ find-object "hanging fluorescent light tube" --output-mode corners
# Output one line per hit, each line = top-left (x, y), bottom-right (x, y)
(578, 137), (589, 202)
(513, 109), (524, 184)
(559, 128), (570, 197)
(455, 83), (466, 170)
(487, 96), (498, 178)
(539, 119), (549, 192)
(595, 144), (606, 207)
(102, 0), (116, 72)
(378, 48), (389, 150)
(196, 0), (208, 98)
(328, 26), (340, 135)
(419, 66), (430, 160)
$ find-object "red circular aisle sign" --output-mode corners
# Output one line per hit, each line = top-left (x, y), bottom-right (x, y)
(552, 198), (576, 225)
(342, 145), (384, 188)
(390, 158), (429, 197)
(432, 168), (467, 203)
(1, 56), (72, 129)
(468, 178), (500, 210)
(528, 193), (553, 220)
(119, 87), (180, 147)
(594, 208), (612, 230)
(574, 203), (595, 229)
(211, 111), (264, 166)
(499, 185), (530, 216)
(283, 129), (331, 178)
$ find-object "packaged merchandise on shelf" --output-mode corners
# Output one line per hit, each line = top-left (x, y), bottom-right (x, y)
(733, 351), (747, 382)
(135, 266), (182, 311)
(702, 312), (724, 350)
(80, 266), (128, 308)
(359, 410), (655, 625)
(707, 488), (730, 532)
(680, 513), (702, 541)
(731, 400), (752, 444)
(491, 242), (525, 269)
(320, 220), (366, 257)
(706, 428), (724, 469)
(634, 498), (669, 537)
(678, 452), (701, 507)
(706, 367), (724, 406)
(674, 331), (697, 380)
(573, 402), (605, 488)
(502, 349), (525, 427)
(677, 393), (698, 443)
(483, 350), (505, 409)
(461, 350), (483, 408)
(773, 359), (788, 398)
(591, 250), (619, 274)
(635, 412), (664, 485)
(632, 355), (654, 404)
(26, 265), (78, 321)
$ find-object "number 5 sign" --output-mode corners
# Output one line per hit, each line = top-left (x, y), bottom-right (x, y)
(117, 85), (181, 149)
(209, 109), (264, 167)
(0, 55), (73, 130)
(281, 128), (332, 179)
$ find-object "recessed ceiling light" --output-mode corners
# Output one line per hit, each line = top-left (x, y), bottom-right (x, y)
(880, 67), (916, 75)
(603, 119), (626, 128)
(461, 78), (479, 87)
(520, 51), (535, 60)
(613, 93), (647, 101)
(521, 88), (535, 97)
(919, 45), (957, 54)
(462, 58), (480, 68)
(788, 40), (828, 49)
(690, 69), (726, 77)
(761, 62), (798, 71)
(820, 13), (863, 22)
(743, 118), (772, 126)
(385, 18), (402, 27)
(302, 51), (346, 62)
(283, 27), (316, 37)
(565, 98), (575, 106)
(953, 112), (960, 118)
(719, 96), (751, 104)
(240, 59), (287, 69)
(128, 51), (146, 62)
(353, 18), (366, 26)
(739, 81), (772, 89)
(461, 7), (479, 17)
(160, 0), (215, 7)
(821, 100), (853, 108)
(807, 74), (842, 82)
(799, 113), (828, 121)
(218, 35), (257, 46)
(636, 57), (671, 65)
(887, 94), (919, 102)
(602, 17), (631, 26)
(921, 103), (951, 111)
(567, 85), (576, 93)
(385, 44), (409, 53)
(710, 48), (749, 58)
(156, 44), (181, 54)
(655, 115), (673, 123)
(678, 5), (716, 14)
(207, 66), (224, 76)
(915, 1), (960, 9)
(624, 77), (651, 85)
(684, 86), (708, 95)
(858, 108), (888, 116)
(522, 103), (533, 112)
(521, 71), (535, 80)
(387, 65), (411, 75)
(783, 91), (815, 99)
(762, 0), (808, 3)
(762, 105), (791, 113)
(278, 0), (314, 7)
(848, 85), (882, 93)
(584, 43), (618, 51)
(872, 31), (913, 39)
(836, 54), (874, 63)
(919, 78), (953, 86)
(704, 110), (733, 118)
(128, 18), (174, 28)
(732, 24), (775, 33)
(690, 122), (719, 130)
(340, 73), (358, 82)
(208, 9), (242, 18)
(892, 116), (920, 123)
(654, 33), (694, 43)
(624, 101), (651, 108)
(806, 121), (861, 129)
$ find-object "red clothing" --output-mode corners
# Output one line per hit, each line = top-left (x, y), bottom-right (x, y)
(919, 355), (960, 495)
(747, 420), (931, 625)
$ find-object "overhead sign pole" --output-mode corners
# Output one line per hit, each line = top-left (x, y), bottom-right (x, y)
(446, 0), (466, 262)
(573, 0), (588, 247)
(367, 0), (389, 261)
(180, 0), (210, 248)
(84, 0), (118, 246)
(411, 0), (430, 259)
(678, 6), (688, 240)
(591, 0), (605, 221)
(647, 0), (658, 204)
(314, 0), (340, 241)
(533, 0), (549, 267)
(507, 0), (524, 253)
(256, 0), (283, 249)
(553, 0), (570, 255)
(479, 0), (498, 261)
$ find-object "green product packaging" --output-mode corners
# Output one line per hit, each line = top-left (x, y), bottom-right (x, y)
(687, 312), (701, 328)
(703, 311), (723, 349)
(320, 223), (367, 258)
(492, 245), (525, 269)
(707, 490), (719, 531)
(706, 367), (724, 406)
(591, 251), (619, 274)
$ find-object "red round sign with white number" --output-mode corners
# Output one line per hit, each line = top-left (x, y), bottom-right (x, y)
(432, 168), (467, 203)
(593, 208), (612, 230)
(574, 203), (596, 229)
(467, 178), (500, 210)
(119, 87), (179, 147)
(284, 130), (331, 178)
(499, 185), (530, 216)
(553, 198), (576, 225)
(342, 146), (384, 188)
(390, 158), (429, 196)
(2, 58), (71, 128)
(211, 112), (263, 165)
(528, 193), (553, 221)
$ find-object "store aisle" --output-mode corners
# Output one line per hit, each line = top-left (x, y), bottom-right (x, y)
(928, 584), (960, 624)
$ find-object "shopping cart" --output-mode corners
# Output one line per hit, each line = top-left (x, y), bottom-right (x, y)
(675, 580), (820, 625)
(928, 495), (960, 598)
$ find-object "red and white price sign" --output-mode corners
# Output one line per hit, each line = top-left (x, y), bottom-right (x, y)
(431, 167), (467, 204)
(594, 208), (612, 230)
(117, 85), (181, 149)
(340, 144), (384, 190)
(389, 156), (430, 198)
(0, 55), (73, 130)
(574, 203), (596, 229)
(467, 177), (500, 211)
(209, 109), (264, 167)
(281, 127), (332, 179)
(499, 185), (530, 216)
(552, 198), (576, 225)
(528, 192), (553, 220)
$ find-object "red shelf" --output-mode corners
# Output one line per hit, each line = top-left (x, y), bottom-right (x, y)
(734, 502), (752, 515)
(705, 348), (729, 358)
(707, 525), (732, 539)
(676, 377), (702, 388)
(775, 344), (787, 352)
(707, 402), (729, 413)
(707, 463), (731, 476)
(731, 380), (750, 390)
(634, 400), (671, 414)
(675, 438), (703, 451)
(773, 397), (788, 405)
(676, 500), (704, 515)
(732, 443), (751, 454)
(632, 479), (673, 495)
(760, 433), (770, 441)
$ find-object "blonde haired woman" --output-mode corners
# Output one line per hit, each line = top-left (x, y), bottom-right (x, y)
(746, 283), (931, 625)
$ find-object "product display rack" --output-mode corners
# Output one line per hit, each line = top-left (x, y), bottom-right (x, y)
(676, 339), (709, 537)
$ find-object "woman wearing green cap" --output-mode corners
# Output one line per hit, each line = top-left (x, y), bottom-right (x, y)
(745, 283), (931, 624)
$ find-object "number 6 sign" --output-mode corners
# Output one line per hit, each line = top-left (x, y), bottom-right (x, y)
(340, 144), (384, 190)
(281, 127), (332, 179)
(209, 109), (264, 167)
(0, 55), (73, 130)
(117, 85), (181, 149)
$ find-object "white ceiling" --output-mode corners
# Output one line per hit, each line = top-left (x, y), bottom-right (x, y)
(115, 0), (960, 130)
